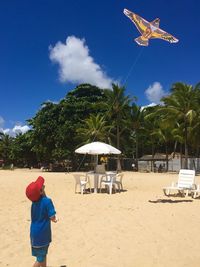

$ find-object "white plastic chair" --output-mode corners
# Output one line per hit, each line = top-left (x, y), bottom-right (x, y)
(114, 173), (124, 192)
(73, 173), (91, 194)
(100, 172), (117, 194)
(163, 169), (196, 196)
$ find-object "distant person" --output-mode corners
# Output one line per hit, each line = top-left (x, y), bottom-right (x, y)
(26, 176), (58, 267)
(158, 164), (163, 173)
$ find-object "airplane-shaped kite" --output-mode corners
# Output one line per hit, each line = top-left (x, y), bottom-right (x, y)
(123, 8), (179, 46)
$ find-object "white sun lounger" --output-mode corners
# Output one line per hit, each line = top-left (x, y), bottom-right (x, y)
(163, 169), (196, 197)
(191, 185), (200, 198)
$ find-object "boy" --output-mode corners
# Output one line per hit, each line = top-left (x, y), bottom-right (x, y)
(26, 176), (58, 267)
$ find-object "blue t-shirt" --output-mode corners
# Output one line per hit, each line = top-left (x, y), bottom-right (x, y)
(30, 196), (56, 247)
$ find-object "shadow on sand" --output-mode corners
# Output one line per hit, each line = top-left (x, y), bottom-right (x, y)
(148, 199), (193, 204)
(97, 189), (128, 194)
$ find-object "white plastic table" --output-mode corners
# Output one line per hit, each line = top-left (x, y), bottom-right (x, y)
(87, 171), (117, 193)
(87, 171), (105, 193)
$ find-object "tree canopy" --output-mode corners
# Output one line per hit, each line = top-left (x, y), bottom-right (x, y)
(1, 81), (200, 170)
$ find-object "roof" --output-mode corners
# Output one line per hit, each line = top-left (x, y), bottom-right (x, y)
(139, 153), (168, 161)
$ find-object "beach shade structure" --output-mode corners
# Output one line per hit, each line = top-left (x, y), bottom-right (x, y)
(75, 141), (121, 169)
(75, 141), (121, 156)
(75, 142), (121, 180)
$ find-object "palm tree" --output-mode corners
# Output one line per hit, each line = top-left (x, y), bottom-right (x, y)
(161, 82), (199, 168)
(104, 83), (134, 171)
(76, 114), (111, 143)
(104, 83), (133, 150)
(128, 104), (145, 170)
(171, 123), (185, 168)
(143, 106), (162, 170)
(189, 83), (200, 157)
(151, 125), (174, 171)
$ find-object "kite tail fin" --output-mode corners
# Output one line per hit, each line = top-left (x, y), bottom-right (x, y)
(134, 36), (149, 46)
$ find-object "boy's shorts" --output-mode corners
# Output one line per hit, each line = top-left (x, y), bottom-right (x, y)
(32, 245), (49, 263)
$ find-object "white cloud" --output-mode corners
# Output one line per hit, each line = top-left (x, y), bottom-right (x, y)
(145, 82), (166, 104)
(13, 125), (30, 135)
(2, 128), (13, 136)
(141, 102), (157, 110)
(49, 35), (114, 88)
(0, 115), (30, 137)
(1, 124), (30, 137)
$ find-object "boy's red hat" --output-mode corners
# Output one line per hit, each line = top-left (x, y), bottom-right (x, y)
(26, 176), (45, 202)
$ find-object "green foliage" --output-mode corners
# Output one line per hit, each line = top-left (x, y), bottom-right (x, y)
(2, 81), (200, 169)
(0, 133), (14, 164)
(27, 84), (109, 162)
(76, 113), (112, 144)
(104, 83), (134, 150)
(11, 131), (37, 166)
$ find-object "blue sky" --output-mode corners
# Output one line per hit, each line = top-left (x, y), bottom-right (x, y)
(0, 0), (200, 135)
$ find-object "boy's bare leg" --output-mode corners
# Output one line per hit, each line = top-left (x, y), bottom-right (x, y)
(40, 258), (47, 267)
(33, 261), (40, 267)
(33, 257), (46, 267)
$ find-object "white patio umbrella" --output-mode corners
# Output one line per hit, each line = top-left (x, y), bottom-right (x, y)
(75, 141), (121, 155)
(75, 142), (121, 192)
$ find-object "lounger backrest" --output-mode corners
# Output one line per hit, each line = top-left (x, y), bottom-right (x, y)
(177, 169), (195, 189)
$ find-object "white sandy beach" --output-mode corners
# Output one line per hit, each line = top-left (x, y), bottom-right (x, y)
(0, 169), (200, 267)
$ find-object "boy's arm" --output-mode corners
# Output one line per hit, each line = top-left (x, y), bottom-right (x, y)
(46, 198), (58, 222)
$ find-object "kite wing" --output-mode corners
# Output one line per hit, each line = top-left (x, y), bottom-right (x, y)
(151, 27), (179, 43)
(150, 18), (160, 28)
(123, 8), (150, 35)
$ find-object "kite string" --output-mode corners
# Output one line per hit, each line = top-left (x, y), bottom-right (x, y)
(76, 89), (121, 171)
(76, 48), (144, 171)
(122, 47), (145, 86)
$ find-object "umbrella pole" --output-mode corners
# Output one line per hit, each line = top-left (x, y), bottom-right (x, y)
(93, 155), (98, 171)
(117, 156), (121, 172)
(94, 154), (98, 172)
(96, 155), (98, 170)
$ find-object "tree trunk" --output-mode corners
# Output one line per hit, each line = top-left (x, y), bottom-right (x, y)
(116, 125), (121, 171)
(117, 125), (120, 149)
(151, 141), (155, 172)
(165, 144), (169, 172)
(173, 140), (177, 158)
(180, 144), (183, 168)
(184, 126), (188, 169)
(135, 132), (139, 171)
